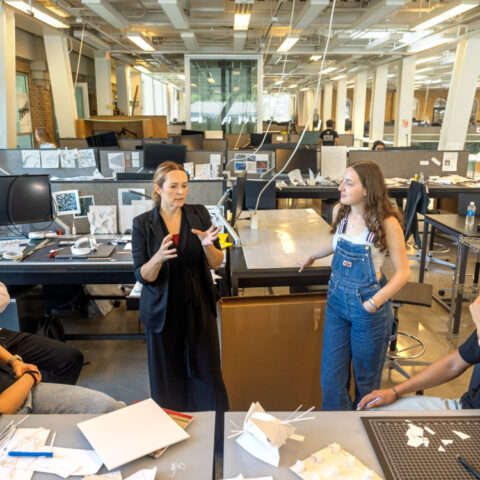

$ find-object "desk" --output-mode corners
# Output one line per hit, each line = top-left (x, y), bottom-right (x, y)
(228, 209), (332, 296)
(223, 410), (480, 479)
(1, 412), (215, 480)
(419, 214), (480, 336)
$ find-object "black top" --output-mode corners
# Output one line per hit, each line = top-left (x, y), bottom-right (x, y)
(459, 330), (480, 408)
(319, 128), (338, 145)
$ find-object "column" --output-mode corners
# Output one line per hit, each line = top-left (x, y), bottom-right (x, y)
(130, 70), (143, 115)
(43, 29), (77, 138)
(439, 33), (480, 150)
(353, 71), (367, 147)
(0, 7), (16, 148)
(314, 86), (322, 130)
(115, 64), (129, 116)
(394, 56), (416, 147)
(369, 65), (388, 145)
(335, 77), (347, 134)
(94, 53), (112, 115)
(323, 82), (333, 125)
(306, 89), (315, 130)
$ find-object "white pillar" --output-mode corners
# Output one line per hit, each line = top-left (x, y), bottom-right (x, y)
(306, 89), (315, 129)
(335, 78), (347, 134)
(323, 82), (333, 125)
(43, 29), (77, 138)
(130, 70), (143, 115)
(353, 71), (367, 147)
(178, 91), (185, 121)
(0, 7), (16, 148)
(115, 64), (129, 116)
(370, 65), (388, 145)
(439, 34), (480, 150)
(315, 86), (322, 130)
(394, 56), (416, 146)
(94, 53), (112, 115)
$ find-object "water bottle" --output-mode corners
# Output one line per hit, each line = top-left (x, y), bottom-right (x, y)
(466, 201), (476, 229)
(419, 172), (424, 184)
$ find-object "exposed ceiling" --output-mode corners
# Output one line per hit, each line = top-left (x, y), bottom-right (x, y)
(9, 0), (480, 91)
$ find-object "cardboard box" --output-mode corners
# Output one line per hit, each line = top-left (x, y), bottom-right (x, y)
(221, 293), (326, 411)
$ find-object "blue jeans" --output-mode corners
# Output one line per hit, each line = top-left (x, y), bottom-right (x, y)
(321, 239), (393, 411)
(17, 383), (125, 414)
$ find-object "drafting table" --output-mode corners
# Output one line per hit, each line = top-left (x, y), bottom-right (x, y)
(223, 409), (480, 479)
(228, 209), (332, 296)
(1, 412), (215, 480)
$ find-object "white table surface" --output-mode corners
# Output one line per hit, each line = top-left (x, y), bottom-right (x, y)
(1, 412), (215, 480)
(237, 209), (332, 270)
(224, 409), (480, 479)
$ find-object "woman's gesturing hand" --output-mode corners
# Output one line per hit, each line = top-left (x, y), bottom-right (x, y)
(192, 224), (221, 247)
(155, 234), (178, 263)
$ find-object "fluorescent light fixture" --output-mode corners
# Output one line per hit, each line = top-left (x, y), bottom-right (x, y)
(351, 30), (390, 39)
(177, 74), (185, 80)
(127, 32), (155, 52)
(332, 75), (347, 81)
(351, 0), (405, 30)
(295, 0), (329, 30)
(413, 0), (478, 31)
(158, 0), (189, 29)
(277, 35), (299, 52)
(408, 33), (449, 53)
(233, 71), (240, 76)
(387, 74), (396, 78)
(5, 0), (69, 28)
(416, 67), (433, 73)
(322, 67), (336, 74)
(416, 56), (441, 65)
(234, 6), (251, 31)
(135, 66), (150, 73)
(74, 30), (110, 50)
(310, 55), (322, 61)
(288, 84), (298, 89)
(274, 80), (284, 85)
(347, 84), (354, 89)
(82, 0), (129, 29)
(300, 87), (309, 91)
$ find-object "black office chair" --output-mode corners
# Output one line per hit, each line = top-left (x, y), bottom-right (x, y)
(384, 282), (433, 393)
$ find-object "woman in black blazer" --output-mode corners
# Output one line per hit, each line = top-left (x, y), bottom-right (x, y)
(132, 162), (228, 423)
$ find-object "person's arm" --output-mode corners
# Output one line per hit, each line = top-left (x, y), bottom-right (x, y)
(358, 350), (470, 409)
(0, 373), (39, 414)
(363, 216), (410, 312)
(191, 223), (224, 270)
(140, 234), (178, 283)
(0, 283), (9, 313)
(334, 134), (339, 146)
(0, 344), (41, 380)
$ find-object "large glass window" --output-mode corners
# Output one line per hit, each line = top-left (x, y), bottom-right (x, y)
(16, 73), (33, 148)
(75, 87), (85, 119)
(262, 93), (294, 122)
(189, 59), (258, 134)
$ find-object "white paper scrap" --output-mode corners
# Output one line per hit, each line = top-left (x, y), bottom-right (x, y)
(407, 424), (423, 437)
(124, 467), (157, 480)
(83, 472), (122, 480)
(223, 476), (273, 480)
(425, 426), (435, 435)
(420, 160), (429, 166)
(441, 439), (453, 446)
(290, 434), (305, 442)
(132, 152), (140, 168)
(210, 154), (222, 166)
(452, 430), (471, 440)
(431, 156), (441, 166)
(438, 446), (446, 452)
(0, 466), (33, 480)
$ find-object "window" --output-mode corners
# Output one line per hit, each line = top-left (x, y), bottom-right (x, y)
(16, 73), (33, 148)
(432, 97), (446, 124)
(346, 99), (351, 120)
(262, 93), (294, 122)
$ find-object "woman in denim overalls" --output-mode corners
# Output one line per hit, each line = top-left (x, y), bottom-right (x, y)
(299, 162), (410, 410)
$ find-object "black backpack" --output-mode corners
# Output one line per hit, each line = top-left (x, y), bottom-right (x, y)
(35, 315), (65, 342)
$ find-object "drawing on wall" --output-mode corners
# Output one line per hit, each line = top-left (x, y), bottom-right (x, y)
(21, 150), (41, 169)
(40, 149), (60, 168)
(60, 149), (78, 168)
(78, 149), (97, 168)
(75, 195), (95, 218)
(53, 190), (81, 215)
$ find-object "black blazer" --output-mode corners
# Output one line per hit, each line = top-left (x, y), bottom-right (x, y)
(132, 204), (221, 333)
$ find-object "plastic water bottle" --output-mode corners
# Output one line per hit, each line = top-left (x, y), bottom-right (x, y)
(466, 201), (476, 229)
(419, 172), (424, 184)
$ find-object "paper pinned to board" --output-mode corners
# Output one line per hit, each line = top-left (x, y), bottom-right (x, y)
(210, 154), (222, 166)
(77, 398), (190, 471)
(442, 152), (458, 172)
(431, 156), (441, 166)
(321, 146), (347, 179)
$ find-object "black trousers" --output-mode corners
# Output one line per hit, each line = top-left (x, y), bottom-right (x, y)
(0, 329), (84, 385)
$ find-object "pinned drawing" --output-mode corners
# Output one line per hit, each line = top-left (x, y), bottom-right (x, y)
(21, 150), (41, 169)
(78, 149), (97, 168)
(60, 149), (77, 168)
(40, 149), (59, 168)
(75, 196), (95, 218)
(53, 190), (81, 216)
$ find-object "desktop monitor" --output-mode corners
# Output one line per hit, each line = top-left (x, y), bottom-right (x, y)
(180, 134), (203, 150)
(143, 143), (187, 169)
(86, 131), (119, 148)
(250, 133), (272, 147)
(0, 175), (53, 226)
(181, 129), (204, 136)
(245, 180), (276, 210)
(300, 131), (320, 146)
(275, 148), (318, 174)
(231, 172), (247, 227)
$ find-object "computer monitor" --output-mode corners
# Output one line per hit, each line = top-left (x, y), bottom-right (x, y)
(300, 131), (320, 146)
(250, 133), (272, 147)
(230, 172), (247, 227)
(245, 180), (276, 210)
(0, 175), (53, 226)
(180, 134), (203, 150)
(181, 129), (204, 136)
(275, 148), (318, 174)
(143, 143), (187, 169)
(86, 131), (119, 148)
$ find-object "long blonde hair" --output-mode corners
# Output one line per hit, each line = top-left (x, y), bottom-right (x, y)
(152, 162), (187, 205)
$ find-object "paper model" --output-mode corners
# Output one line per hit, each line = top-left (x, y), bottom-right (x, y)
(87, 205), (117, 234)
(232, 402), (307, 467)
(289, 443), (383, 480)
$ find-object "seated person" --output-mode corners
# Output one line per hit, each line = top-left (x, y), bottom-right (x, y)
(358, 295), (480, 411)
(372, 140), (385, 151)
(0, 283), (83, 385)
(0, 283), (124, 414)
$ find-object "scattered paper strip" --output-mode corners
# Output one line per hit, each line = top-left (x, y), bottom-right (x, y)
(452, 430), (471, 440)
(438, 446), (446, 452)
(441, 439), (453, 446)
(425, 426), (435, 435)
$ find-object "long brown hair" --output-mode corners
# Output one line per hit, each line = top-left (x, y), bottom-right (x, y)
(35, 128), (54, 145)
(330, 161), (403, 251)
(152, 161), (187, 205)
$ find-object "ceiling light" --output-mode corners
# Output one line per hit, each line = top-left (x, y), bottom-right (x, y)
(387, 74), (396, 78)
(416, 56), (441, 65)
(331, 75), (346, 81)
(310, 55), (321, 61)
(233, 71), (240, 76)
(288, 84), (298, 89)
(177, 74), (185, 80)
(351, 30), (390, 39)
(408, 33), (449, 53)
(127, 32), (155, 52)
(300, 87), (309, 91)
(82, 0), (128, 29)
(73, 30), (110, 50)
(416, 67), (433, 73)
(322, 67), (336, 74)
(234, 7), (251, 31)
(275, 80), (284, 85)
(5, 0), (69, 28)
(135, 66), (150, 74)
(413, 0), (478, 31)
(277, 35), (299, 52)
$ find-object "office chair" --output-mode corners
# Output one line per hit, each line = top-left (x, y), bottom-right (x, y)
(384, 282), (433, 393)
